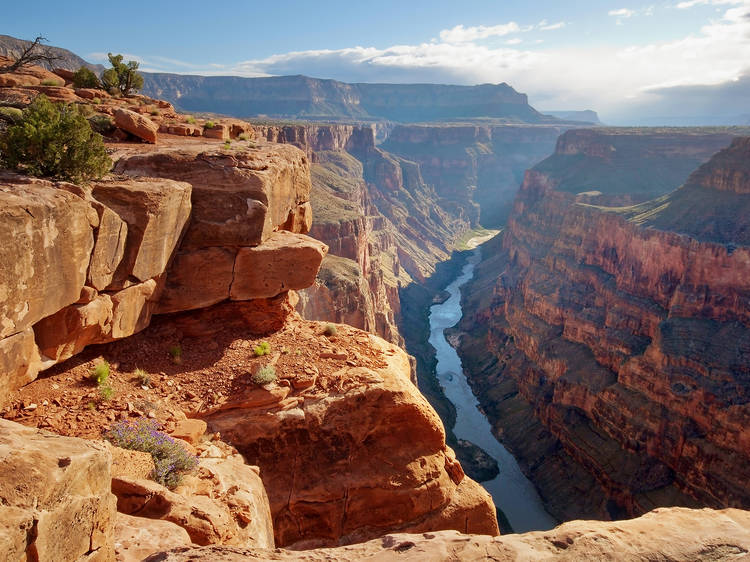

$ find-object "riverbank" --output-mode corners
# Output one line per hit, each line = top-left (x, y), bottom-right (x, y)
(429, 247), (557, 533)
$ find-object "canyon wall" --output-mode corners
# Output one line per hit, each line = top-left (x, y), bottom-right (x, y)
(459, 130), (750, 521)
(253, 123), (472, 345)
(140, 75), (551, 123)
(381, 123), (570, 226)
(0, 141), (325, 404)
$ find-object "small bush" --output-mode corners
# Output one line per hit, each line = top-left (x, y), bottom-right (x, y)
(0, 107), (23, 124)
(238, 133), (249, 141)
(89, 360), (110, 385)
(92, 97), (102, 104)
(41, 79), (60, 86)
(253, 341), (271, 356)
(134, 368), (150, 387)
(0, 95), (112, 183)
(323, 323), (338, 337)
(149, 108), (160, 116)
(223, 140), (231, 149)
(72, 67), (101, 89)
(185, 115), (196, 124)
(99, 384), (114, 401)
(88, 114), (115, 135)
(106, 418), (198, 488)
(169, 344), (182, 364)
(252, 365), (277, 386)
(204, 120), (214, 129)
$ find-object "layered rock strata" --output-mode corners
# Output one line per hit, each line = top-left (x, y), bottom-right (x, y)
(459, 135), (750, 520)
(0, 140), (326, 404)
(381, 123), (571, 226)
(199, 327), (498, 548)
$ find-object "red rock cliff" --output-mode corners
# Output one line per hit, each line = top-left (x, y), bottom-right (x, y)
(459, 134), (750, 521)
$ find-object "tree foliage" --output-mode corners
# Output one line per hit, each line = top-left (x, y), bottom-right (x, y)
(0, 94), (112, 183)
(101, 53), (144, 96)
(0, 36), (62, 74)
(72, 66), (101, 89)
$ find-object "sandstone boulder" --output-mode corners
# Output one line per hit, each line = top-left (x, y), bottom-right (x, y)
(0, 177), (96, 339)
(76, 88), (110, 100)
(143, 507), (750, 561)
(0, 329), (44, 406)
(0, 419), (117, 562)
(114, 108), (159, 143)
(113, 143), (311, 248)
(203, 123), (229, 140)
(0, 87), (38, 107)
(53, 67), (76, 81)
(28, 84), (79, 103)
(201, 333), (498, 547)
(115, 513), (192, 562)
(91, 177), (192, 289)
(230, 231), (328, 300)
(113, 448), (274, 549)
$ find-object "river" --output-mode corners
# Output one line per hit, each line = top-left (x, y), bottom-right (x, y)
(427, 245), (558, 533)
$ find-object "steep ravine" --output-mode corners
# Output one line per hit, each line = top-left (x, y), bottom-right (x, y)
(456, 133), (750, 521)
(428, 246), (557, 533)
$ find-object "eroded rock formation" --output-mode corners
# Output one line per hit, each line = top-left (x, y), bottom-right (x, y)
(145, 507), (750, 561)
(459, 132), (750, 520)
(0, 139), (325, 404)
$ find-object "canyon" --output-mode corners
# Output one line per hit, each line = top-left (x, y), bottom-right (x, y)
(458, 128), (750, 522)
(1, 37), (750, 561)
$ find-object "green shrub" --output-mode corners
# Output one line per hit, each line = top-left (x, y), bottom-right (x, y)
(169, 344), (182, 364)
(238, 133), (249, 141)
(149, 108), (160, 116)
(41, 79), (60, 86)
(253, 342), (271, 356)
(223, 140), (231, 149)
(106, 418), (198, 488)
(88, 114), (115, 135)
(252, 365), (277, 385)
(101, 53), (144, 96)
(72, 67), (101, 89)
(89, 360), (110, 385)
(92, 97), (102, 104)
(134, 368), (150, 387)
(185, 115), (196, 124)
(0, 107), (23, 124)
(99, 384), (114, 401)
(0, 95), (112, 183)
(204, 120), (214, 129)
(323, 323), (338, 337)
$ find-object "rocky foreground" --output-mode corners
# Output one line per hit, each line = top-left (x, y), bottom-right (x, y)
(459, 130), (750, 521)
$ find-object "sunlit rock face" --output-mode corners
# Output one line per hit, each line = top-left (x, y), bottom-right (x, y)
(458, 133), (750, 521)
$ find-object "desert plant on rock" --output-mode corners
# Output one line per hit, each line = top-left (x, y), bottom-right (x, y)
(169, 344), (182, 364)
(253, 341), (271, 356)
(0, 36), (62, 74)
(323, 323), (338, 337)
(101, 53), (144, 96)
(89, 360), (110, 385)
(106, 418), (198, 488)
(134, 368), (151, 387)
(252, 365), (277, 385)
(0, 94), (111, 183)
(72, 66), (101, 89)
(204, 120), (215, 129)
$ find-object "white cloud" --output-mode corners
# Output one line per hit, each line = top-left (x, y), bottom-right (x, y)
(676, 0), (746, 8)
(539, 21), (566, 30)
(609, 8), (636, 17)
(439, 23), (520, 43)
(506, 38), (523, 45)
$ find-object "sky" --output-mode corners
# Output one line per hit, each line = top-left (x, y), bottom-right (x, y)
(4, 0), (750, 123)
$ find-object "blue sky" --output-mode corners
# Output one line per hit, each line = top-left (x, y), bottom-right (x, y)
(4, 1), (750, 121)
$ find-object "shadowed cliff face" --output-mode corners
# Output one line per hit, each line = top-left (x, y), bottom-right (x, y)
(254, 123), (472, 345)
(381, 124), (571, 227)
(458, 132), (750, 521)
